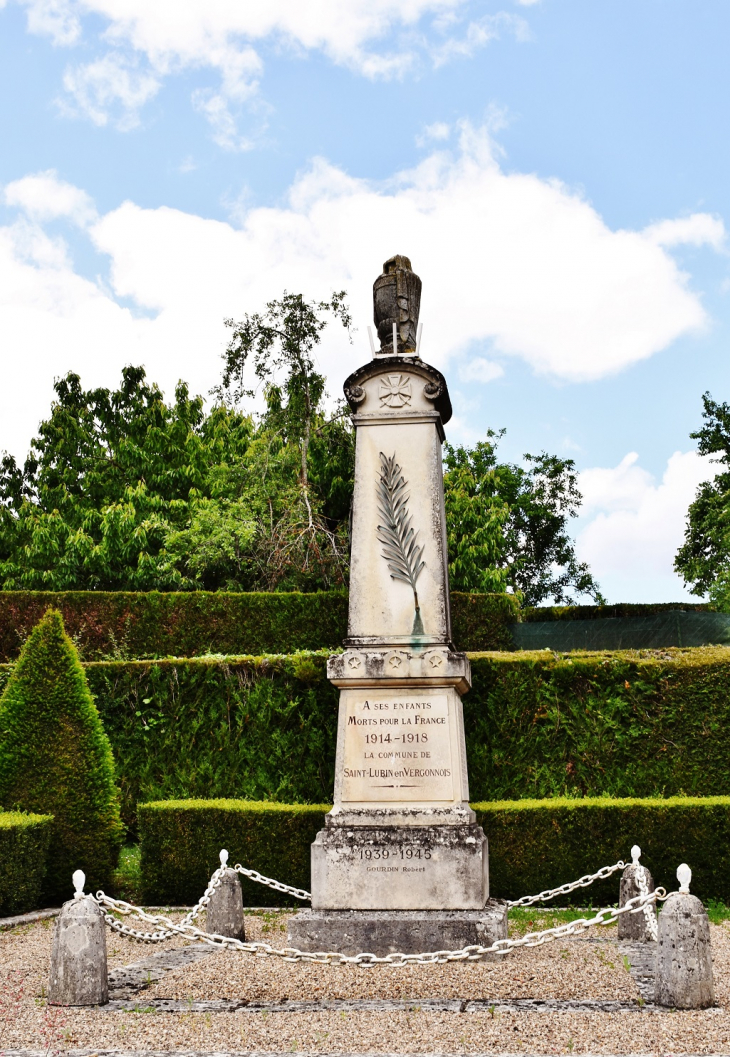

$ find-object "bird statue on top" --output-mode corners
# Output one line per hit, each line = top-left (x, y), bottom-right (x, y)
(373, 254), (422, 356)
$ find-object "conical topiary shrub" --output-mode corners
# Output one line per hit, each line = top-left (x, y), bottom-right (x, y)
(0, 608), (123, 903)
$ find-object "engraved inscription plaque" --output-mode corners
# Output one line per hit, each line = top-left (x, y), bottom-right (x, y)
(341, 691), (453, 802)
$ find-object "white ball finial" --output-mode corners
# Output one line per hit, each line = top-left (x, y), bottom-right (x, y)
(72, 870), (86, 899)
(677, 863), (692, 894)
(219, 849), (229, 867)
(631, 845), (641, 865)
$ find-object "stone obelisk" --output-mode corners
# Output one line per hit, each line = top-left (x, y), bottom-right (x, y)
(288, 256), (506, 955)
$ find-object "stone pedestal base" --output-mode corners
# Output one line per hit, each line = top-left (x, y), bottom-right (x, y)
(287, 903), (507, 959)
(311, 823), (488, 910)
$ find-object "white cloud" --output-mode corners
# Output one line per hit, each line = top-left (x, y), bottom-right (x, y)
(59, 52), (160, 129)
(16, 0), (526, 139)
(644, 213), (726, 251)
(432, 12), (529, 65)
(4, 170), (97, 227)
(22, 0), (80, 45)
(416, 121), (451, 146)
(576, 450), (716, 602)
(0, 124), (724, 460)
(458, 356), (504, 383)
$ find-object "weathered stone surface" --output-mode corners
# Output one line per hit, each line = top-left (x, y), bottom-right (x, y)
(309, 257), (488, 934)
(344, 408), (452, 647)
(287, 901), (506, 958)
(310, 824), (488, 910)
(330, 684), (471, 817)
(373, 255), (421, 356)
(48, 894), (108, 1006)
(618, 862), (655, 941)
(206, 868), (245, 940)
(654, 892), (714, 1008)
(328, 647), (470, 693)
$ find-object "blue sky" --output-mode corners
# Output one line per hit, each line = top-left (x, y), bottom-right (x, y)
(1, 0), (729, 602)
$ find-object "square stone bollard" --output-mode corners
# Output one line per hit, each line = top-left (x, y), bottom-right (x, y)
(618, 845), (656, 942)
(206, 851), (245, 941)
(49, 871), (108, 1006)
(655, 864), (714, 1009)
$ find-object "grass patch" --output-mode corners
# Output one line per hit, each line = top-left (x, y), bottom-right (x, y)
(112, 844), (142, 903)
(706, 898), (730, 925)
(508, 906), (614, 938)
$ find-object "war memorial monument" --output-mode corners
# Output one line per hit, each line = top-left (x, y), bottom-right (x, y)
(288, 256), (507, 955)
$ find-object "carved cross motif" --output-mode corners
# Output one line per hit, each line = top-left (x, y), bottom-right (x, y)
(379, 374), (412, 408)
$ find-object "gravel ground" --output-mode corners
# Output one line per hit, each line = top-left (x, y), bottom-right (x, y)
(1, 911), (729, 1054)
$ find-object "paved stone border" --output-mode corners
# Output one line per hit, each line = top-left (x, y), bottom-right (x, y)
(109, 943), (217, 999)
(0, 907), (60, 931)
(2, 1051), (722, 1057)
(103, 997), (656, 1014)
(618, 939), (656, 1003)
(0, 905), (295, 933)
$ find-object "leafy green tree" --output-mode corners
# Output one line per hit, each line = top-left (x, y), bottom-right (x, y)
(214, 291), (355, 588)
(0, 609), (123, 901)
(0, 369), (255, 590)
(443, 432), (604, 606)
(675, 392), (730, 603)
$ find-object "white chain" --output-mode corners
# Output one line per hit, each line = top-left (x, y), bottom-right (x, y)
(95, 886), (666, 965)
(635, 863), (658, 941)
(232, 864), (311, 902)
(99, 865), (228, 943)
(506, 860), (626, 908)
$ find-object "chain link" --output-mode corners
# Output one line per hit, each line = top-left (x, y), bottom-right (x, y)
(98, 865), (228, 943)
(506, 860), (626, 908)
(95, 886), (666, 965)
(232, 864), (311, 902)
(635, 863), (658, 941)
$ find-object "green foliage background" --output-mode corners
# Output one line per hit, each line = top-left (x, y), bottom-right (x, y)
(0, 812), (54, 914)
(0, 590), (518, 661)
(138, 796), (730, 905)
(0, 645), (727, 834)
(0, 610), (123, 902)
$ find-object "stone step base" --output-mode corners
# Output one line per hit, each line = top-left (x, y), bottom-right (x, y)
(287, 902), (507, 958)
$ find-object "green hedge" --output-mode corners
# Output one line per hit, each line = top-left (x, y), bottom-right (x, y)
(139, 799), (327, 905)
(138, 796), (730, 906)
(0, 812), (54, 915)
(465, 647), (730, 801)
(0, 591), (519, 661)
(2, 645), (729, 832)
(522, 602), (712, 622)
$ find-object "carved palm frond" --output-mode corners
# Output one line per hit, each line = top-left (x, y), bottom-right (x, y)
(376, 452), (426, 597)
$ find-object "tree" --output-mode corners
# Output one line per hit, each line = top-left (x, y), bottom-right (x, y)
(214, 291), (355, 588)
(0, 368), (255, 590)
(0, 291), (356, 593)
(675, 392), (730, 603)
(443, 432), (604, 606)
(0, 609), (123, 901)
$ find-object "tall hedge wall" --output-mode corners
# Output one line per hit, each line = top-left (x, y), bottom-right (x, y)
(1, 646), (728, 832)
(0, 811), (54, 915)
(138, 796), (730, 906)
(0, 591), (519, 660)
(521, 602), (712, 622)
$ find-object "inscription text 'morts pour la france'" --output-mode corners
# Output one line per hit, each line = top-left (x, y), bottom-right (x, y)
(341, 693), (453, 802)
